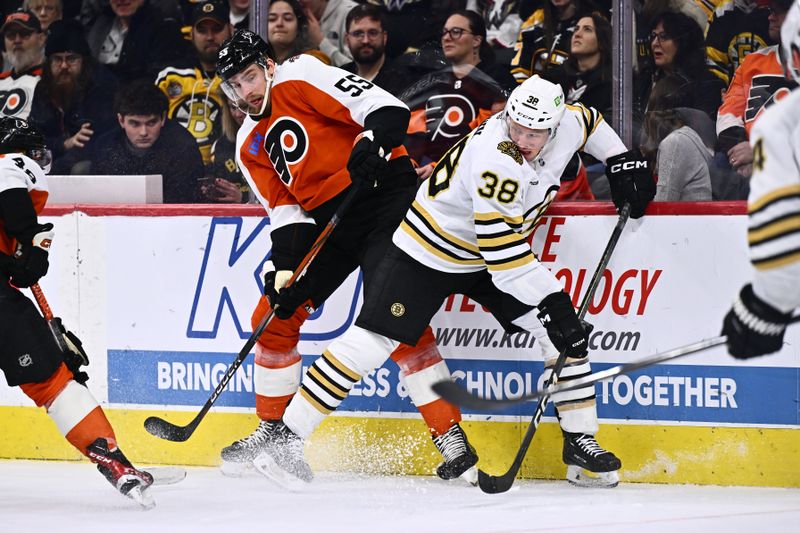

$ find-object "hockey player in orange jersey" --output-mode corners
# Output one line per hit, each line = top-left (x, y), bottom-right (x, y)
(0, 117), (155, 508)
(216, 30), (476, 484)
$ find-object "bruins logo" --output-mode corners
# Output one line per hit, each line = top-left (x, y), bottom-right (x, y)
(264, 117), (309, 185)
(497, 141), (523, 165)
(390, 303), (405, 317)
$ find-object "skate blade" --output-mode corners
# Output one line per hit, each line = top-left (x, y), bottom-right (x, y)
(220, 460), (257, 478)
(252, 451), (311, 492)
(566, 465), (619, 488)
(127, 485), (156, 510)
(460, 465), (479, 487)
(147, 466), (187, 485)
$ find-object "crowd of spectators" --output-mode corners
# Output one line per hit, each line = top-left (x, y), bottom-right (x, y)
(0, 0), (794, 203)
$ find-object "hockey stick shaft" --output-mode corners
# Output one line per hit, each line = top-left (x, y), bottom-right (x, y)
(29, 283), (70, 354)
(144, 185), (361, 442)
(477, 202), (631, 493)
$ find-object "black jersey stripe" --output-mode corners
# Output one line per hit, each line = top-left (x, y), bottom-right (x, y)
(409, 204), (482, 256)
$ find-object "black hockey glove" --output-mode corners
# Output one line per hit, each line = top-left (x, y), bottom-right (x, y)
(722, 284), (792, 359)
(263, 268), (308, 320)
(606, 150), (654, 219)
(9, 223), (54, 288)
(347, 130), (389, 188)
(537, 291), (589, 359)
(49, 317), (90, 384)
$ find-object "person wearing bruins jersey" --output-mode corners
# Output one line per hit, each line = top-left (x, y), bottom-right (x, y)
(265, 76), (653, 489)
(706, 0), (775, 85)
(722, 0), (800, 359)
(155, 0), (231, 166)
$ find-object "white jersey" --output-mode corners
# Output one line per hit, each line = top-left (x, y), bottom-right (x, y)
(746, 87), (800, 313)
(0, 153), (49, 256)
(393, 112), (564, 307)
(0, 69), (42, 119)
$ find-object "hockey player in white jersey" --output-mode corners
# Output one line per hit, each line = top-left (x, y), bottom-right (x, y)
(249, 76), (653, 489)
(722, 0), (800, 358)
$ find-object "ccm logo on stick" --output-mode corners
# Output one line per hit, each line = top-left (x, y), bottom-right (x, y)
(610, 161), (648, 172)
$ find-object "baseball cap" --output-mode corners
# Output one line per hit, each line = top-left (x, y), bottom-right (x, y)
(1, 9), (43, 34)
(190, 0), (230, 27)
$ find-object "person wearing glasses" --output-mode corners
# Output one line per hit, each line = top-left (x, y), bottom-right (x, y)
(0, 10), (46, 120)
(29, 19), (118, 174)
(341, 4), (410, 96)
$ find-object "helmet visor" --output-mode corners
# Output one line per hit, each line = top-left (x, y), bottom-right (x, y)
(220, 59), (272, 116)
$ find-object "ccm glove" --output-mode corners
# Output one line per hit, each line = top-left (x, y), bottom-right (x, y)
(606, 150), (655, 219)
(49, 317), (90, 384)
(537, 291), (589, 358)
(9, 223), (53, 288)
(722, 284), (792, 359)
(263, 266), (307, 320)
(347, 130), (389, 188)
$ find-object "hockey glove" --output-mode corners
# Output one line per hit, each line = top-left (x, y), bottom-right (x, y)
(263, 266), (307, 320)
(9, 223), (54, 288)
(537, 291), (589, 359)
(347, 130), (389, 188)
(50, 317), (90, 384)
(722, 284), (792, 359)
(606, 150), (654, 219)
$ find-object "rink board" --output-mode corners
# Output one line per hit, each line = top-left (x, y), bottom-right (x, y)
(1, 203), (798, 487)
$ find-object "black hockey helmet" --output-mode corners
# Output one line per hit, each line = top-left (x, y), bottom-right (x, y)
(217, 29), (274, 82)
(0, 117), (51, 171)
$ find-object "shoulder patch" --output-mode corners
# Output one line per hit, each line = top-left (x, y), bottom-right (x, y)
(497, 141), (523, 165)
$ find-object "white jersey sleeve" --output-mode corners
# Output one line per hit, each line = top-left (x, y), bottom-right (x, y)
(746, 89), (800, 313)
(573, 103), (628, 162)
(0, 153), (48, 195)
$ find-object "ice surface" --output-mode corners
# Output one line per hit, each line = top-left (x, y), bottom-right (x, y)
(1, 460), (798, 532)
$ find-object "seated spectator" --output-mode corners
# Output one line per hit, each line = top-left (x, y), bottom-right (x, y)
(466, 0), (524, 57)
(300, 0), (356, 66)
(400, 9), (511, 167)
(548, 10), (612, 117)
(230, 0), (250, 29)
(23, 0), (61, 31)
(705, 0), (774, 86)
(341, 3), (409, 95)
(634, 10), (725, 123)
(29, 19), (118, 175)
(156, 0), (232, 167)
(87, 0), (191, 82)
(90, 80), (204, 203)
(364, 0), (443, 59)
(206, 94), (250, 203)
(715, 0), (795, 178)
(641, 74), (713, 201)
(510, 0), (601, 84)
(0, 9), (45, 119)
(269, 0), (331, 64)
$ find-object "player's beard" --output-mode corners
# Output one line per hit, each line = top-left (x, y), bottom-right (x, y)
(7, 47), (43, 72)
(354, 44), (384, 67)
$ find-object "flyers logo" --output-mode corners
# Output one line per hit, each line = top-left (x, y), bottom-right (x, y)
(0, 88), (28, 117)
(745, 74), (795, 123)
(425, 94), (476, 141)
(264, 117), (309, 185)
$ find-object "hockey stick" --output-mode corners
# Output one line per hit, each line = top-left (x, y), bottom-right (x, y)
(450, 202), (631, 494)
(144, 186), (361, 442)
(433, 312), (799, 409)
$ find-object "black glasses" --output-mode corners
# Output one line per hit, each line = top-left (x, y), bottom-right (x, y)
(442, 27), (472, 39)
(649, 31), (671, 43)
(348, 29), (384, 40)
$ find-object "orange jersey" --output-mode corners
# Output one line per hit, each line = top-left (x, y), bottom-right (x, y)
(236, 55), (409, 231)
(717, 45), (796, 137)
(0, 153), (48, 256)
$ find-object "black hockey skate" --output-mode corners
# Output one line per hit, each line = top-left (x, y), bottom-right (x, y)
(220, 420), (280, 476)
(252, 420), (313, 490)
(86, 438), (155, 509)
(562, 431), (621, 488)
(432, 424), (479, 486)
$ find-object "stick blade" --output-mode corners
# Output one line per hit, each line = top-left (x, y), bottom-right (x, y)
(144, 416), (192, 442)
(432, 380), (522, 411)
(478, 469), (515, 494)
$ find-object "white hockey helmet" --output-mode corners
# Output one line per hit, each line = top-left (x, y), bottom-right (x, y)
(505, 75), (566, 131)
(781, 0), (800, 83)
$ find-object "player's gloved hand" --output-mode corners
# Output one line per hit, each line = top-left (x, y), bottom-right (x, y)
(722, 284), (792, 359)
(51, 317), (90, 384)
(9, 223), (54, 288)
(606, 150), (654, 219)
(263, 266), (306, 320)
(537, 291), (589, 358)
(347, 130), (389, 188)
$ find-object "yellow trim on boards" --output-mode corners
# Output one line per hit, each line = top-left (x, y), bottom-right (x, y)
(0, 406), (797, 488)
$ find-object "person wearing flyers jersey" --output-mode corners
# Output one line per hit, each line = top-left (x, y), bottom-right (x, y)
(216, 29), (475, 484)
(0, 117), (154, 508)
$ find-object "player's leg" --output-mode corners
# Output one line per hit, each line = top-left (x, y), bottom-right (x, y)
(1, 283), (153, 506)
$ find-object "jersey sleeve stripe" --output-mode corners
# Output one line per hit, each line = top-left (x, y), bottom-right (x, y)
(748, 185), (800, 214)
(752, 249), (800, 271)
(475, 211), (524, 227)
(485, 252), (535, 271)
(747, 215), (800, 245)
(400, 221), (485, 266)
(476, 232), (528, 248)
(411, 201), (481, 254)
